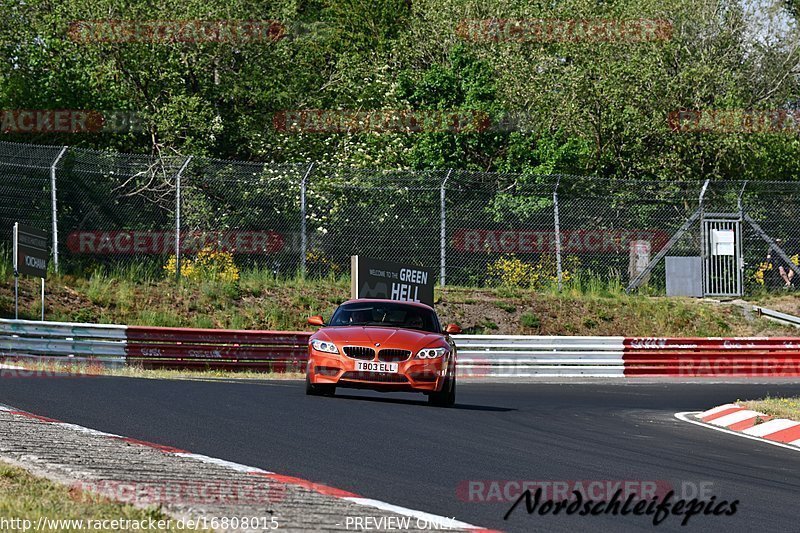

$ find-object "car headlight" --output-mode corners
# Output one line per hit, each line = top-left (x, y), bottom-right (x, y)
(417, 347), (447, 359)
(311, 339), (339, 354)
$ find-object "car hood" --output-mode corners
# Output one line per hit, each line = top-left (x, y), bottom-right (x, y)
(313, 326), (444, 350)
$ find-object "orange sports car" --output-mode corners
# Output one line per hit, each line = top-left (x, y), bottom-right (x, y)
(305, 299), (461, 407)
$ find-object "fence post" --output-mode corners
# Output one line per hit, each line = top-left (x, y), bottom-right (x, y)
(737, 180), (747, 215)
(440, 169), (452, 287)
(13, 222), (18, 319)
(174, 156), (192, 280)
(553, 177), (563, 291)
(698, 178), (710, 294)
(737, 181), (748, 294)
(300, 162), (315, 276)
(50, 146), (68, 273)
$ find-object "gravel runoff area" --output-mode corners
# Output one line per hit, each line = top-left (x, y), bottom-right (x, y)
(0, 405), (477, 532)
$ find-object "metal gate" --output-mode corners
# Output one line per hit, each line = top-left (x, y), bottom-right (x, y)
(701, 215), (743, 297)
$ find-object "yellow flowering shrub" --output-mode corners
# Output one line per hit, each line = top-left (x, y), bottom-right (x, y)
(164, 246), (240, 283)
(753, 261), (772, 285)
(487, 255), (534, 287)
(487, 254), (579, 289)
(753, 254), (798, 285)
(306, 249), (341, 275)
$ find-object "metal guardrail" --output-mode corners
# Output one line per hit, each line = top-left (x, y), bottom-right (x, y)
(453, 335), (624, 377)
(0, 318), (126, 361)
(0, 320), (629, 377)
(0, 318), (308, 371)
(4, 319), (800, 378)
(753, 306), (800, 329)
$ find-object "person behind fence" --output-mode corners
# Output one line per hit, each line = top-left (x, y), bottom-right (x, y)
(763, 243), (796, 290)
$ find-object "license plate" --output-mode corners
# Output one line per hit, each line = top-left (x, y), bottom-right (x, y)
(355, 361), (399, 373)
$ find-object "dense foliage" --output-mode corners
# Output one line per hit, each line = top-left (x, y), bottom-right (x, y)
(1, 0), (799, 181)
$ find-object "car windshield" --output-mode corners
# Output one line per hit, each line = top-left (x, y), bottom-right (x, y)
(329, 302), (441, 333)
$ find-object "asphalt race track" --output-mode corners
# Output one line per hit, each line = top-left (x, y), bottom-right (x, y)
(2, 376), (800, 532)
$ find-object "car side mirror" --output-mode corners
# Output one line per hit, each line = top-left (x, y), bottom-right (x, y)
(307, 315), (325, 326)
(445, 323), (461, 335)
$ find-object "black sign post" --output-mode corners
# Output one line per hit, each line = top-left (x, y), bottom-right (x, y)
(350, 256), (435, 307)
(13, 223), (48, 320)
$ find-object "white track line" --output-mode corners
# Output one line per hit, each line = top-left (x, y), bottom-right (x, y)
(173, 452), (273, 474)
(675, 412), (800, 453)
(56, 422), (121, 438)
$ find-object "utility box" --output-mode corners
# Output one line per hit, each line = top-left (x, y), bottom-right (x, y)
(711, 229), (735, 256)
(666, 256), (703, 297)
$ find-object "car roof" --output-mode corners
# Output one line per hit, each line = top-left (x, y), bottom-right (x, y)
(341, 298), (435, 312)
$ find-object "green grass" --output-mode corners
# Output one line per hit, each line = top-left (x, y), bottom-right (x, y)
(2, 262), (797, 337)
(739, 397), (800, 420)
(0, 462), (203, 532)
(25, 267), (346, 331)
(85, 270), (115, 306)
(520, 312), (541, 329)
(134, 308), (185, 327)
(494, 301), (516, 313)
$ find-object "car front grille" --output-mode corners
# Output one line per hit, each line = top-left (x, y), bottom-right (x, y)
(378, 349), (411, 362)
(340, 371), (409, 383)
(343, 346), (376, 360)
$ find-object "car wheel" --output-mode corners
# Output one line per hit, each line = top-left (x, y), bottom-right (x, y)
(306, 374), (336, 396)
(428, 368), (455, 407)
(305, 373), (319, 395)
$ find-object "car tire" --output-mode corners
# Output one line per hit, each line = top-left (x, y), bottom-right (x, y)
(306, 374), (336, 396)
(305, 374), (319, 395)
(428, 367), (455, 407)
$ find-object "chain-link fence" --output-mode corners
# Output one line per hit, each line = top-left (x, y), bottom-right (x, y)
(1, 139), (799, 296)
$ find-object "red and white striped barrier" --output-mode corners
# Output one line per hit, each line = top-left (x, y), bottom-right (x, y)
(4, 318), (800, 377)
(623, 337), (800, 377)
(697, 404), (800, 446)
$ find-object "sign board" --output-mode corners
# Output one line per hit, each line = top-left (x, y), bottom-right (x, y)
(711, 229), (735, 256)
(15, 224), (48, 278)
(350, 256), (435, 307)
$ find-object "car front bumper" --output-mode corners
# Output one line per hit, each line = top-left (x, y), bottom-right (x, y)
(307, 349), (450, 392)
